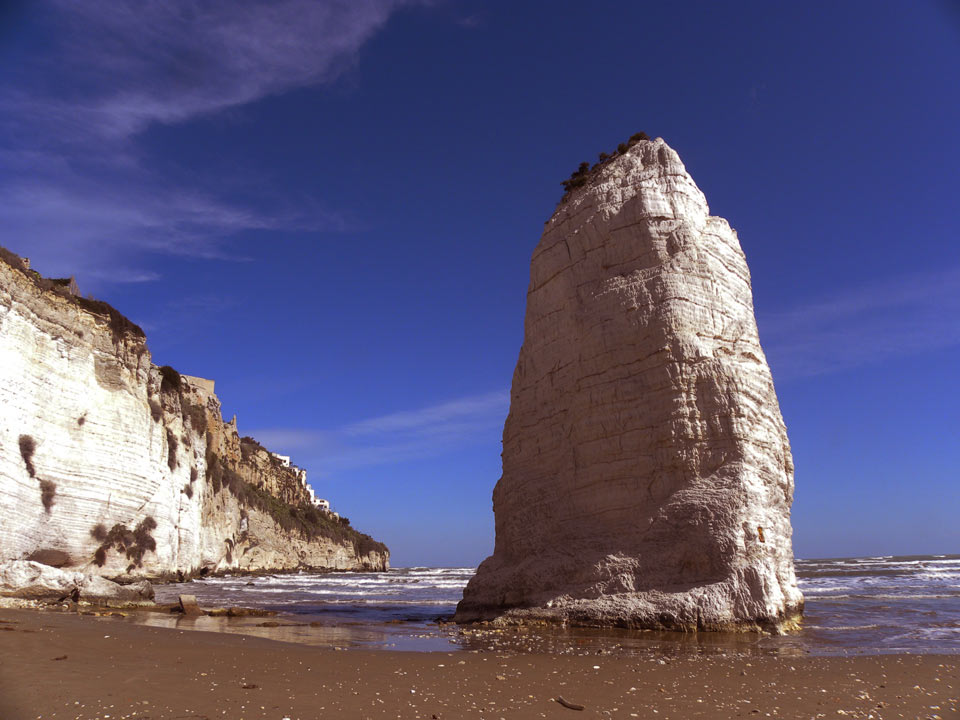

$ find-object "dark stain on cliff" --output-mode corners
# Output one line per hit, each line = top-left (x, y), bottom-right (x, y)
(18, 434), (36, 477)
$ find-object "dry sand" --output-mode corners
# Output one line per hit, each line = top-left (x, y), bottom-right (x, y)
(0, 608), (956, 719)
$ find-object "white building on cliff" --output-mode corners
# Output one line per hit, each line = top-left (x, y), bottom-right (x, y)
(270, 452), (332, 513)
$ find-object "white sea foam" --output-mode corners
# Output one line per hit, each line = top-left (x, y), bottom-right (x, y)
(805, 624), (883, 631)
(153, 558), (960, 653)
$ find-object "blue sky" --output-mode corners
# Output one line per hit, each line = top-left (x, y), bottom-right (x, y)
(1, 0), (958, 566)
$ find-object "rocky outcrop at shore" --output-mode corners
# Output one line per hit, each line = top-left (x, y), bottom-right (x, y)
(0, 249), (388, 594)
(456, 136), (802, 632)
(0, 560), (155, 605)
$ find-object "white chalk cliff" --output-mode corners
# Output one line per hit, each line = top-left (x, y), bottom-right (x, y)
(0, 252), (388, 591)
(456, 137), (802, 632)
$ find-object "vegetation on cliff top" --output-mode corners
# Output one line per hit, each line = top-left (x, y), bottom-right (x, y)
(205, 443), (388, 559)
(153, 364), (209, 435)
(158, 365), (182, 394)
(155, 362), (385, 559)
(239, 435), (281, 466)
(0, 244), (145, 342)
(560, 131), (650, 199)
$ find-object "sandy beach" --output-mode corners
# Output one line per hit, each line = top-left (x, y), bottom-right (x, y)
(0, 607), (956, 720)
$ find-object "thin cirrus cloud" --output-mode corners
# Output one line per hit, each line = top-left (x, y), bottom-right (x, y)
(31, 0), (423, 141)
(0, 0), (424, 281)
(759, 265), (960, 380)
(248, 390), (510, 474)
(0, 146), (347, 281)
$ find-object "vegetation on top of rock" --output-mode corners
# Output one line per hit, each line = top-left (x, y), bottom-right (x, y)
(158, 365), (182, 394)
(155, 365), (209, 434)
(560, 131), (651, 200)
(0, 244), (146, 343)
(239, 435), (281, 466)
(74, 296), (146, 344)
(204, 446), (387, 558)
(0, 246), (25, 272)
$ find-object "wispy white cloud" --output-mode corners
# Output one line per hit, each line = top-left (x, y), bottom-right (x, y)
(27, 0), (420, 140)
(759, 266), (960, 380)
(0, 0), (423, 281)
(455, 13), (485, 29)
(1, 0), (422, 144)
(0, 147), (347, 281)
(344, 392), (508, 436)
(249, 390), (509, 474)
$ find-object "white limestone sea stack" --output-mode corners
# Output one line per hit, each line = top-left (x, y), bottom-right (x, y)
(0, 250), (388, 601)
(455, 136), (803, 632)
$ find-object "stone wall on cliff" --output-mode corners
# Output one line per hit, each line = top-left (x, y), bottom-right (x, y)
(0, 251), (388, 581)
(455, 137), (802, 632)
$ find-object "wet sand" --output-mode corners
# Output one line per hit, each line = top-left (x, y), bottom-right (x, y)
(0, 608), (957, 720)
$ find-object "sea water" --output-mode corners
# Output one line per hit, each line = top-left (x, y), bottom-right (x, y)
(796, 554), (960, 653)
(148, 555), (960, 655)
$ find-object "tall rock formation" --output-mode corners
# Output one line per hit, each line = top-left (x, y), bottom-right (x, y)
(0, 250), (388, 585)
(456, 137), (802, 632)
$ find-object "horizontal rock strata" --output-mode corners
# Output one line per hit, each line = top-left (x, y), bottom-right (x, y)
(456, 137), (802, 632)
(0, 251), (388, 590)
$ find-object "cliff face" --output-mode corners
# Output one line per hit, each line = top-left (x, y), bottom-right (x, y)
(0, 252), (388, 581)
(456, 137), (802, 632)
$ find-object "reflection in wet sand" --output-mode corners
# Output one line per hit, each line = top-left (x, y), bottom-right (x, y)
(122, 611), (814, 656)
(129, 612), (450, 650)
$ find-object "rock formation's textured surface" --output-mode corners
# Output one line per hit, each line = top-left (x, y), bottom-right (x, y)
(0, 560), (154, 604)
(456, 137), (802, 632)
(0, 252), (388, 590)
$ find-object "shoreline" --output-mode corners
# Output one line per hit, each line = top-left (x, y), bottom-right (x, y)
(9, 598), (960, 659)
(1, 607), (956, 719)
(107, 562), (395, 587)
(147, 559), (960, 656)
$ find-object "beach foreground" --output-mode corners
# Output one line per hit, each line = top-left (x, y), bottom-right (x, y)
(0, 609), (956, 720)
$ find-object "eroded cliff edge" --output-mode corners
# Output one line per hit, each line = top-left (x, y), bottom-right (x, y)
(455, 136), (802, 632)
(0, 250), (388, 586)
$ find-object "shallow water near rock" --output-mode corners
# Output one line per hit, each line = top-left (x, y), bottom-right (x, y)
(146, 556), (960, 655)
